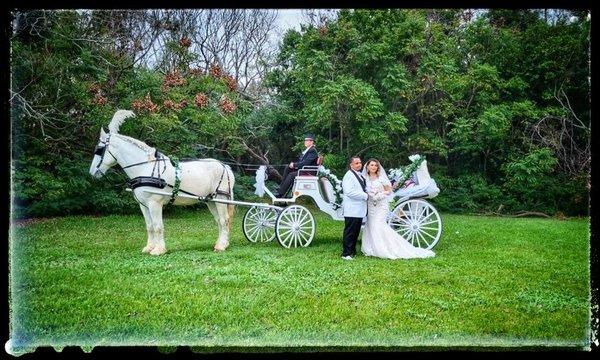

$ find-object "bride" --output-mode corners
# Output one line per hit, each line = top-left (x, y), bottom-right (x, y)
(361, 158), (435, 259)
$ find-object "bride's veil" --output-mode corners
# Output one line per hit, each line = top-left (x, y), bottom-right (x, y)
(361, 161), (392, 187)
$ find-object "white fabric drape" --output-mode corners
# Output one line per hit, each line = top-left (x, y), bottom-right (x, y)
(254, 165), (267, 197)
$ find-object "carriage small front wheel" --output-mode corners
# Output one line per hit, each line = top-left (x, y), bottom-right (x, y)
(275, 205), (315, 248)
(243, 206), (278, 243)
(387, 199), (442, 250)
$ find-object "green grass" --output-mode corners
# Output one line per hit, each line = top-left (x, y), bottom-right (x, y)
(9, 205), (591, 351)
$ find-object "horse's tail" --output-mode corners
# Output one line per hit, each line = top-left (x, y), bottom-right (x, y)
(226, 166), (235, 231)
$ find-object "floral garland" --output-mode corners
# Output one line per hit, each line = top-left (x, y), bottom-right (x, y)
(168, 157), (181, 205)
(387, 154), (426, 188)
(317, 166), (344, 210)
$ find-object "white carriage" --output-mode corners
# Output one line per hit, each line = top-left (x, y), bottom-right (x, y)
(243, 158), (442, 250)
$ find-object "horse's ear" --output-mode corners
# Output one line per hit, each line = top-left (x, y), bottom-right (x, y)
(100, 127), (108, 139)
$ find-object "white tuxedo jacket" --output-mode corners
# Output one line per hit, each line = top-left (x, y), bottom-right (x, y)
(342, 170), (368, 218)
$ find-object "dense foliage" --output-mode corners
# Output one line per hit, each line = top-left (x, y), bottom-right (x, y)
(11, 11), (257, 217)
(265, 9), (590, 216)
(11, 9), (590, 218)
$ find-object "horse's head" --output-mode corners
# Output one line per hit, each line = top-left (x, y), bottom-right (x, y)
(89, 110), (136, 178)
(89, 127), (116, 178)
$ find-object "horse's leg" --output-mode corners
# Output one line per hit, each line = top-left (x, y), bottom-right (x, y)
(139, 203), (155, 253)
(148, 201), (167, 256)
(212, 202), (231, 251)
(206, 202), (222, 251)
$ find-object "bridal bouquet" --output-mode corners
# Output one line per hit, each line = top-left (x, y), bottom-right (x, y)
(317, 166), (343, 210)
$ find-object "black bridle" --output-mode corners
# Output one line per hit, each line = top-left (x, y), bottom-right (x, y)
(93, 133), (114, 176)
(93, 132), (166, 175)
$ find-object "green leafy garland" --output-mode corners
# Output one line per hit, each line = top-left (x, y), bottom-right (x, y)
(168, 157), (181, 205)
(387, 154), (426, 187)
(317, 167), (343, 210)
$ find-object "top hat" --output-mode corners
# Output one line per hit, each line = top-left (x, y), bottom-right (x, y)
(304, 134), (315, 141)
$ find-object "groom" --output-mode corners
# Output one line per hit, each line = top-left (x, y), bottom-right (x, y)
(341, 156), (368, 260)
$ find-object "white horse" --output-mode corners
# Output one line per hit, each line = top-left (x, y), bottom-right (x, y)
(89, 110), (235, 255)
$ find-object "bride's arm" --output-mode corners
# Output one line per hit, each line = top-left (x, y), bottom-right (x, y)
(383, 184), (392, 195)
(370, 184), (392, 201)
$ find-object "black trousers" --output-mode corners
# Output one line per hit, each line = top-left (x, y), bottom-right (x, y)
(276, 167), (298, 197)
(342, 217), (363, 257)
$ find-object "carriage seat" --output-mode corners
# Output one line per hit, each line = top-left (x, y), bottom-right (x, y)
(297, 155), (324, 176)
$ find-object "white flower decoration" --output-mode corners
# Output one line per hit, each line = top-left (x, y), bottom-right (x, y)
(409, 154), (421, 162)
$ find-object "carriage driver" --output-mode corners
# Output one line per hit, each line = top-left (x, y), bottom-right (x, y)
(275, 134), (319, 198)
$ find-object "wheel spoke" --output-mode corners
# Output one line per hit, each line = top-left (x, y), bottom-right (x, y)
(419, 226), (439, 231)
(279, 219), (294, 227)
(298, 227), (311, 236)
(406, 202), (414, 218)
(410, 202), (420, 218)
(416, 231), (430, 248)
(419, 219), (439, 227)
(299, 219), (313, 227)
(296, 229), (307, 243)
(408, 231), (417, 246)
(420, 230), (437, 240)
(258, 228), (266, 242)
(388, 220), (402, 227)
(247, 224), (262, 238)
(261, 228), (271, 242)
(299, 232), (312, 245)
(419, 211), (436, 223)
(416, 203), (428, 222)
(399, 229), (411, 239)
(262, 228), (272, 242)
(391, 213), (411, 225)
(414, 232), (421, 247)
(280, 232), (292, 246)
(279, 228), (294, 237)
(299, 208), (306, 220)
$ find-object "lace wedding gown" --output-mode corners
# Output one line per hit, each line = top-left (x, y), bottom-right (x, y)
(361, 178), (435, 259)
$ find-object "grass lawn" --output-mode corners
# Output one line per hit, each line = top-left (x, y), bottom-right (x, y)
(9, 204), (591, 352)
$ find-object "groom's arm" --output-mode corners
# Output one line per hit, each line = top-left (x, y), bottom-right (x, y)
(342, 173), (368, 201)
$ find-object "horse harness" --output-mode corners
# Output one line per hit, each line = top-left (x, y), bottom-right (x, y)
(123, 153), (232, 206)
(95, 133), (232, 207)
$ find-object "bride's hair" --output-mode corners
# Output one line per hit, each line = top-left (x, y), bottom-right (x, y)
(365, 158), (381, 176)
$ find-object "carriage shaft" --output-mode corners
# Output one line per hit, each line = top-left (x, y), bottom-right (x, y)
(198, 196), (284, 211)
(127, 188), (283, 211)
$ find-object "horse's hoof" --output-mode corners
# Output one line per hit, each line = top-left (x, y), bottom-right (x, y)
(150, 247), (167, 256)
(142, 246), (153, 253)
(213, 246), (225, 252)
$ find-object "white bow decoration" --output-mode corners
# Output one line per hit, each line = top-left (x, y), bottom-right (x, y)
(254, 165), (267, 197)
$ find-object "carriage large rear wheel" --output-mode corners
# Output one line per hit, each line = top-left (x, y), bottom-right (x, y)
(243, 206), (278, 243)
(275, 205), (315, 248)
(387, 199), (442, 250)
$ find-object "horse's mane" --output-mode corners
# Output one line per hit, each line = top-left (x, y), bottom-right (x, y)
(116, 134), (155, 153)
(108, 110), (135, 134)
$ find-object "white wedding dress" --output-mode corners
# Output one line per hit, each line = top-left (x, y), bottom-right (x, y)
(361, 177), (436, 259)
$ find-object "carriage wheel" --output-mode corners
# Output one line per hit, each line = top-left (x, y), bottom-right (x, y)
(243, 206), (278, 243)
(275, 205), (315, 248)
(387, 199), (442, 250)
